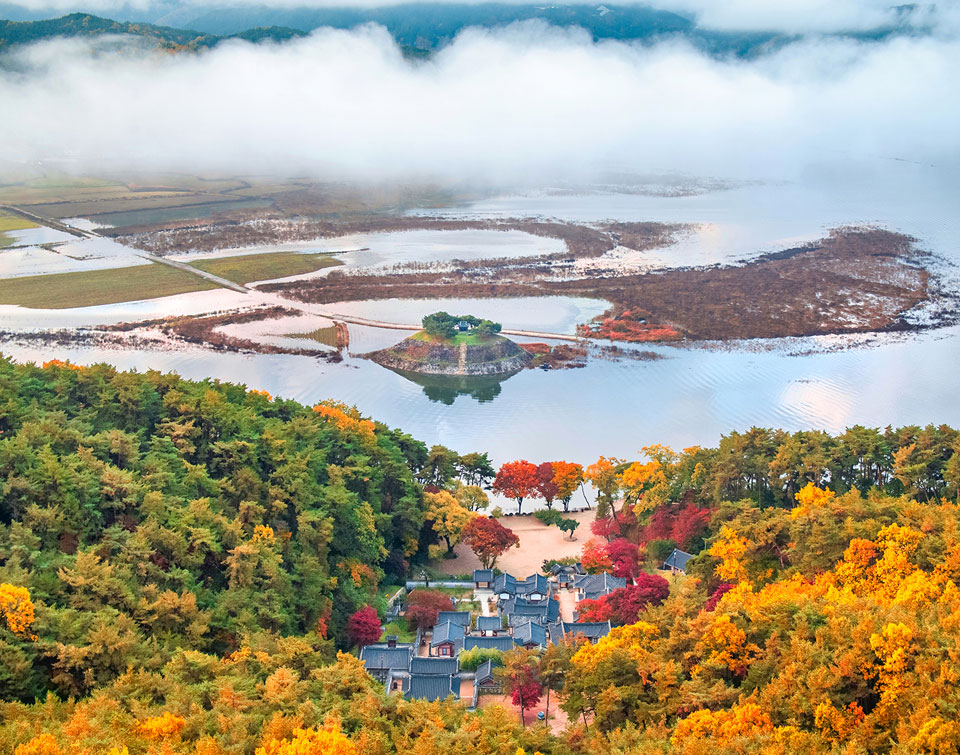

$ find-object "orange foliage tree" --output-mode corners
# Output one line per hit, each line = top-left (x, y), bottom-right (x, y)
(137, 711), (187, 740)
(581, 538), (614, 574)
(551, 461), (585, 512)
(0, 583), (36, 636)
(493, 460), (541, 514)
(256, 725), (357, 755)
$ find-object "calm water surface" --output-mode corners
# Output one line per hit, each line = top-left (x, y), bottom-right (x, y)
(1, 162), (958, 479)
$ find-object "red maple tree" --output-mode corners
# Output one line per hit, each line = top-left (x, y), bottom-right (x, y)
(347, 606), (382, 648)
(577, 574), (670, 625)
(462, 516), (520, 569)
(535, 462), (559, 508)
(405, 590), (455, 630)
(607, 538), (642, 581)
(493, 460), (541, 514)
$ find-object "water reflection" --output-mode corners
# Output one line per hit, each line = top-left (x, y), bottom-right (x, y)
(387, 367), (519, 405)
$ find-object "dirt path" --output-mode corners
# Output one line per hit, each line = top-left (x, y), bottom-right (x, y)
(437, 508), (594, 577)
(477, 692), (570, 733)
(556, 589), (578, 623)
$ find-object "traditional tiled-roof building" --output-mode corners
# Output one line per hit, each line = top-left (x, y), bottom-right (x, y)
(512, 621), (547, 649)
(475, 615), (503, 635)
(573, 573), (626, 602)
(359, 643), (414, 682)
(663, 548), (694, 574)
(431, 620), (466, 657)
(406, 674), (459, 702)
(547, 621), (612, 645)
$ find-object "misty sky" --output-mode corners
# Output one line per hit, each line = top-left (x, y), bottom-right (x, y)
(1, 6), (958, 184)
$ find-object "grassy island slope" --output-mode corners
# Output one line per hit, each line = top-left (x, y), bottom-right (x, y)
(367, 312), (533, 376)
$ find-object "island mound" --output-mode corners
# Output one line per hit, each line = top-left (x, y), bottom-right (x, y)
(366, 312), (533, 376)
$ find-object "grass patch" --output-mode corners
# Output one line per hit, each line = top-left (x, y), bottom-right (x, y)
(410, 330), (495, 346)
(192, 252), (342, 285)
(0, 263), (217, 309)
(380, 621), (416, 643)
(289, 325), (339, 347)
(0, 213), (38, 232)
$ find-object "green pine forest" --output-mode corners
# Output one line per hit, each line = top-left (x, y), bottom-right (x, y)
(2, 356), (960, 754)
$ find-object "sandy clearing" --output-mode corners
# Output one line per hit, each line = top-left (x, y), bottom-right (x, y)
(436, 508), (594, 577)
(477, 692), (570, 734)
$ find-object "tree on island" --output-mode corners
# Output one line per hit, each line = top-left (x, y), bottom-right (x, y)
(422, 311), (460, 339)
(493, 460), (541, 514)
(462, 516), (520, 569)
(421, 311), (502, 340)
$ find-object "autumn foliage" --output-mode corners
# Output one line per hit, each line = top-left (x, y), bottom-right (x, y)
(345, 607), (381, 648)
(5, 363), (960, 755)
(256, 725), (357, 755)
(404, 590), (455, 630)
(461, 516), (520, 569)
(576, 574), (670, 625)
(0, 584), (35, 636)
(493, 460), (541, 514)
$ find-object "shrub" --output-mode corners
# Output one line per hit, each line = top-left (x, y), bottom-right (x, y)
(458, 647), (504, 671)
(534, 509), (563, 527)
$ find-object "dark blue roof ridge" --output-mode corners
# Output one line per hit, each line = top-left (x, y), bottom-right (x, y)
(410, 656), (459, 675)
(663, 548), (695, 569)
(407, 674), (457, 702)
(436, 610), (471, 626)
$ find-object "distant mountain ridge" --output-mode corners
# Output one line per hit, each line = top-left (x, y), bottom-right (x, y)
(0, 12), (311, 51)
(0, 4), (923, 58)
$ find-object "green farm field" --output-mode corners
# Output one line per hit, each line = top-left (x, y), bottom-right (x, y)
(191, 251), (341, 284)
(0, 251), (341, 308)
(0, 263), (216, 309)
(0, 211), (39, 248)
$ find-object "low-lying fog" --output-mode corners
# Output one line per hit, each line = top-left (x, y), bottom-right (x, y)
(0, 11), (958, 185)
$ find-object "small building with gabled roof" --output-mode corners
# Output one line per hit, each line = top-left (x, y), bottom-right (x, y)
(663, 548), (695, 574)
(436, 611), (471, 627)
(573, 573), (626, 602)
(474, 659), (501, 692)
(476, 615), (503, 636)
(512, 621), (547, 649)
(431, 620), (466, 657)
(359, 643), (414, 682)
(406, 673), (459, 702)
(473, 569), (494, 590)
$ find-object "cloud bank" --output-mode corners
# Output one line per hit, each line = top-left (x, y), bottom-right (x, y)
(1, 22), (958, 184)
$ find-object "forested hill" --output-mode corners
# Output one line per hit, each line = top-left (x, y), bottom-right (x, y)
(3, 356), (960, 753)
(0, 356), (464, 700)
(0, 13), (307, 52)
